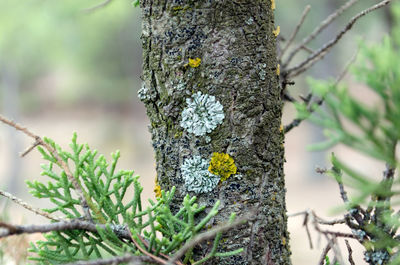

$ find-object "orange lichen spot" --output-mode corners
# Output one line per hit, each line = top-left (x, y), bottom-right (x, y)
(154, 179), (162, 198)
(208, 152), (237, 182)
(188, 57), (201, 68)
(271, 0), (276, 10)
(273, 26), (280, 37)
(276, 64), (280, 76)
(279, 124), (283, 132)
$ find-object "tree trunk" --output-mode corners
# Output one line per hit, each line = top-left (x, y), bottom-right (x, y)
(139, 1), (290, 264)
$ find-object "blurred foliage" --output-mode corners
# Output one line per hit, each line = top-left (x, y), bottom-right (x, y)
(0, 0), (392, 113)
(0, 1), (141, 111)
(295, 2), (400, 264)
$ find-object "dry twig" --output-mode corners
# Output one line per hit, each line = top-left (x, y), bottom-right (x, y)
(127, 228), (173, 265)
(279, 5), (311, 61)
(82, 0), (113, 13)
(286, 0), (392, 78)
(282, 0), (359, 68)
(345, 239), (356, 265)
(283, 48), (358, 133)
(63, 255), (153, 265)
(0, 220), (131, 240)
(0, 114), (93, 221)
(0, 189), (62, 221)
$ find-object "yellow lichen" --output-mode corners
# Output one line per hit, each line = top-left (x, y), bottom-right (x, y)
(282, 236), (286, 246)
(188, 57), (201, 68)
(271, 0), (276, 10)
(279, 124), (283, 132)
(273, 26), (280, 37)
(154, 179), (162, 198)
(276, 64), (280, 76)
(208, 152), (237, 182)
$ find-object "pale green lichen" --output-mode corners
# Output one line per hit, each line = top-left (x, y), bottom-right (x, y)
(181, 155), (219, 193)
(208, 152), (237, 182)
(180, 92), (224, 136)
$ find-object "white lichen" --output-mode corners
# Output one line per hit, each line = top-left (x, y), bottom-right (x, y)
(138, 84), (156, 102)
(180, 91), (224, 136)
(181, 155), (219, 193)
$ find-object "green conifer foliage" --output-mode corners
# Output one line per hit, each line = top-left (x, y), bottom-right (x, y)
(26, 133), (241, 264)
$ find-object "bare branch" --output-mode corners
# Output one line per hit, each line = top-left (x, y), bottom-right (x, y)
(20, 139), (40, 157)
(279, 5), (311, 61)
(283, 49), (358, 133)
(286, 0), (392, 78)
(300, 45), (314, 54)
(0, 219), (131, 240)
(63, 255), (153, 265)
(318, 242), (332, 265)
(345, 239), (356, 265)
(82, 0), (113, 14)
(283, 0), (359, 68)
(0, 114), (93, 221)
(303, 211), (314, 249)
(0, 189), (62, 221)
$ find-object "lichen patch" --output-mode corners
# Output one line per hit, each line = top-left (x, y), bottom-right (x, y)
(208, 152), (237, 182)
(181, 155), (220, 193)
(180, 92), (224, 136)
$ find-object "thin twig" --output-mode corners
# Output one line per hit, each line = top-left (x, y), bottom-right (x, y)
(21, 139), (40, 157)
(286, 0), (392, 78)
(283, 0), (359, 68)
(329, 236), (345, 265)
(283, 49), (358, 133)
(127, 228), (170, 265)
(136, 234), (184, 265)
(0, 114), (93, 221)
(82, 0), (113, 13)
(318, 242), (332, 265)
(303, 211), (314, 249)
(345, 239), (355, 265)
(300, 45), (314, 54)
(0, 220), (131, 240)
(167, 216), (249, 265)
(63, 255), (153, 265)
(0, 189), (62, 221)
(279, 5), (311, 61)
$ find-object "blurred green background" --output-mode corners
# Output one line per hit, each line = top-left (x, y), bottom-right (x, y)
(0, 0), (394, 264)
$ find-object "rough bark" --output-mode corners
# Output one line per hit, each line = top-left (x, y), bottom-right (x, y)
(139, 0), (290, 264)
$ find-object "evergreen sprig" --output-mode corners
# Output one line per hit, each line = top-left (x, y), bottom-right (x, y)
(27, 133), (242, 264)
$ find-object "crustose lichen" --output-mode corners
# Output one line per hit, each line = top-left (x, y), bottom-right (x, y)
(208, 152), (237, 182)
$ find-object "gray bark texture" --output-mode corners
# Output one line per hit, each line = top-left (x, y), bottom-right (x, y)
(139, 0), (291, 264)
